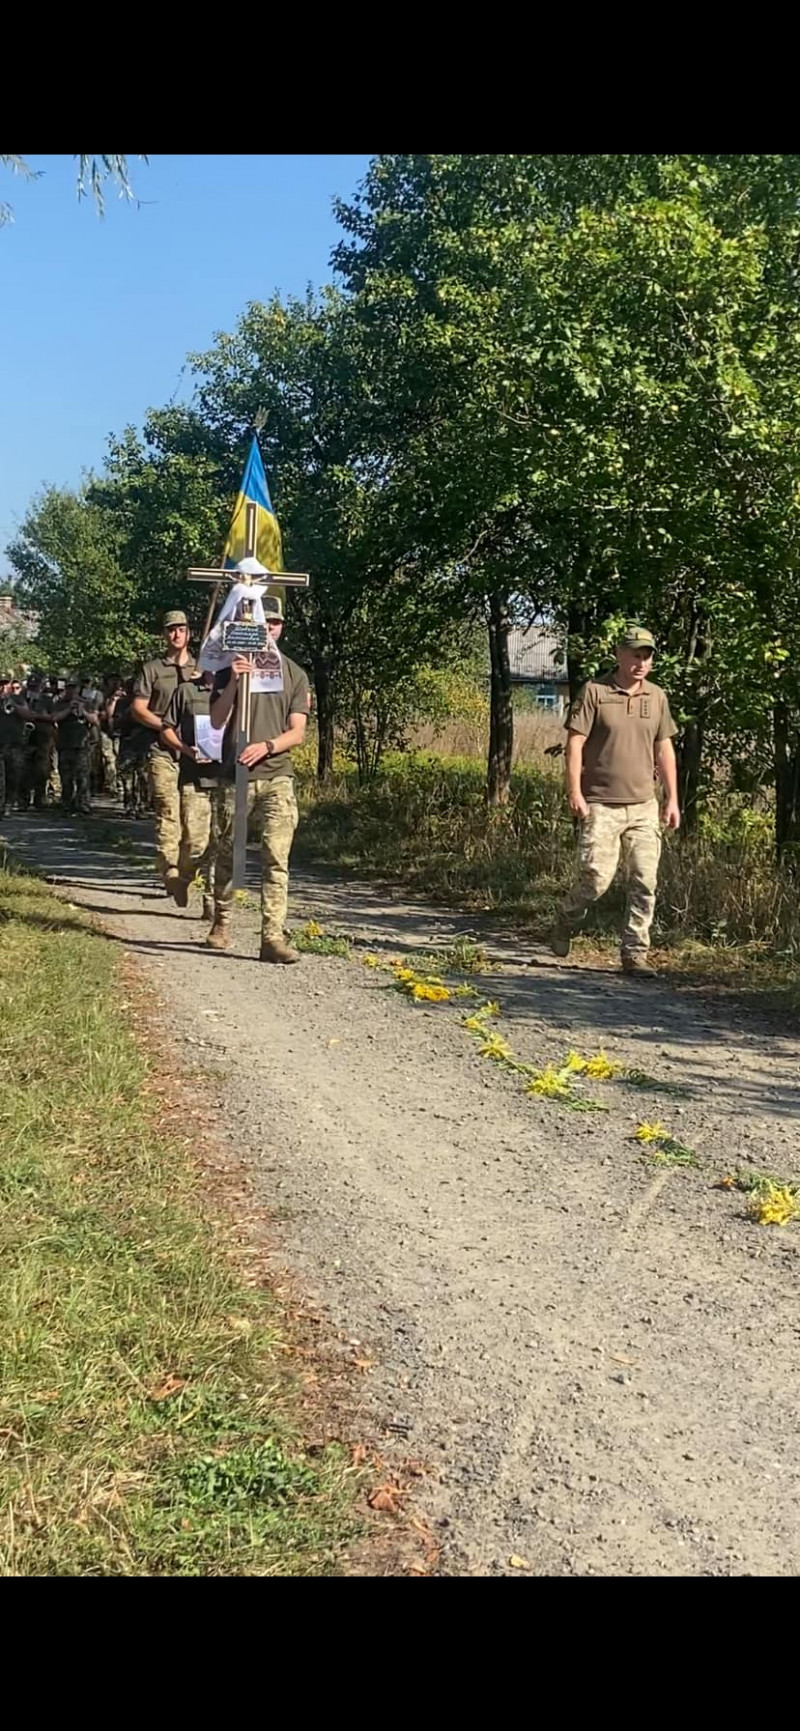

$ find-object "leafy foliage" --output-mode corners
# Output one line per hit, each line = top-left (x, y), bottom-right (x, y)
(1, 154), (148, 225)
(9, 154), (800, 838)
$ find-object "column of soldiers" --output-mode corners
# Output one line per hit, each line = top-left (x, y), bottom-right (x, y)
(0, 600), (312, 967)
(3, 612), (679, 976)
(0, 669), (149, 820)
(135, 604), (310, 963)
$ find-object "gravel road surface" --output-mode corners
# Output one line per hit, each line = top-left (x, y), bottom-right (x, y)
(3, 805), (799, 1576)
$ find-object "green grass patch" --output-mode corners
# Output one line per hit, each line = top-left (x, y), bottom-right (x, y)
(0, 864), (361, 1576)
(290, 921), (351, 958)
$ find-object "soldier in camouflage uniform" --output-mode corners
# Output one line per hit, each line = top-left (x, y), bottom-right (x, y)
(0, 675), (30, 813)
(551, 623), (681, 976)
(99, 674), (122, 797)
(208, 596), (311, 962)
(52, 679), (98, 815)
(161, 669), (220, 920)
(131, 611), (195, 896)
(115, 680), (149, 817)
(23, 673), (57, 809)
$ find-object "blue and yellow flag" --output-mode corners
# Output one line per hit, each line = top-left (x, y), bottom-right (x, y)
(223, 436), (283, 574)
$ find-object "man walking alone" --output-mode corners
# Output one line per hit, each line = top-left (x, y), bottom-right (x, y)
(551, 622), (680, 975)
(131, 612), (195, 898)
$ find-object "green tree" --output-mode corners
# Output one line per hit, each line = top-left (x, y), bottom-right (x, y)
(7, 487), (149, 674)
(183, 292), (460, 779)
(334, 153), (800, 823)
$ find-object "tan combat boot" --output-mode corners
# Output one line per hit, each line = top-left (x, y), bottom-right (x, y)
(206, 917), (232, 951)
(259, 936), (301, 964)
(549, 918), (571, 958)
(172, 878), (189, 908)
(164, 870), (180, 901)
(621, 951), (657, 977)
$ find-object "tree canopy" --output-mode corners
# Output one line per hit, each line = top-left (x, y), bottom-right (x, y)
(9, 154), (800, 846)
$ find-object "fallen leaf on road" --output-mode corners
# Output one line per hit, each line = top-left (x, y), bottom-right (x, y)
(508, 1554), (530, 1570)
(351, 1443), (368, 1467)
(368, 1484), (405, 1514)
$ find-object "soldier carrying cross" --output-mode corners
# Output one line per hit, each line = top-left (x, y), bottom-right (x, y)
(205, 584), (311, 962)
(183, 434), (312, 962)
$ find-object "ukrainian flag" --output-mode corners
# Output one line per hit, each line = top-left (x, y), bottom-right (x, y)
(223, 436), (283, 575)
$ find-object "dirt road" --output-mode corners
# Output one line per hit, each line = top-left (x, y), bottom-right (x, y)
(3, 805), (800, 1576)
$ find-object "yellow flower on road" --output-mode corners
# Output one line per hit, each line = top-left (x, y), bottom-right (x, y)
(747, 1183), (800, 1226)
(526, 1065), (574, 1101)
(635, 1121), (667, 1143)
(566, 1050), (622, 1079)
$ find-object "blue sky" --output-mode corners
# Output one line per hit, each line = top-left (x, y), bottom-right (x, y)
(0, 154), (372, 574)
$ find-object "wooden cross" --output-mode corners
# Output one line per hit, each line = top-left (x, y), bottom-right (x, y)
(186, 539), (309, 891)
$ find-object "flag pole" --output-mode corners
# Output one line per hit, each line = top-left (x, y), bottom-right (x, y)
(233, 658), (251, 891)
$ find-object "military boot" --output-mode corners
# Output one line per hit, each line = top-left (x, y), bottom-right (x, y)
(621, 951), (657, 977)
(259, 936), (300, 964)
(164, 870), (180, 901)
(172, 878), (189, 908)
(549, 917), (572, 958)
(206, 917), (231, 951)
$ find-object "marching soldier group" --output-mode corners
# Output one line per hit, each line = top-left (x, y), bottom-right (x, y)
(0, 671), (106, 817)
(132, 601), (311, 964)
(0, 598), (311, 967)
(2, 610), (678, 976)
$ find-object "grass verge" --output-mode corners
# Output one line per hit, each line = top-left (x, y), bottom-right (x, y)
(0, 862), (361, 1576)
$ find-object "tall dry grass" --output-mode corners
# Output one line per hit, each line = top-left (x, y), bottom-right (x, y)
(296, 735), (800, 1001)
(410, 707), (564, 764)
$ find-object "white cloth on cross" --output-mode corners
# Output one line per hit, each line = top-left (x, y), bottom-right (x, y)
(198, 581), (284, 693)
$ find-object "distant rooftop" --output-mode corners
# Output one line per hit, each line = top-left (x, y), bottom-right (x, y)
(508, 624), (566, 684)
(0, 594), (39, 641)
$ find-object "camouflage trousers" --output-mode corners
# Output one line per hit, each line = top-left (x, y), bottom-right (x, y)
(48, 750), (61, 802)
(560, 798), (662, 955)
(213, 776), (299, 940)
(60, 745), (92, 815)
(178, 783), (217, 897)
(118, 751), (148, 816)
(147, 750), (181, 882)
(24, 741), (54, 808)
(1, 746), (25, 811)
(100, 733), (118, 796)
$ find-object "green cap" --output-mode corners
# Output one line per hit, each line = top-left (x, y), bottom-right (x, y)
(163, 609), (189, 629)
(618, 621), (656, 651)
(263, 595), (284, 621)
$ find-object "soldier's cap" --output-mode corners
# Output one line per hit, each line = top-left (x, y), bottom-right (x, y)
(163, 609), (189, 629)
(617, 622), (656, 652)
(263, 595), (284, 621)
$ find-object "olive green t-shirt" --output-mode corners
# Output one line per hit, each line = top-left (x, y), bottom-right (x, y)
(165, 679), (224, 791)
(568, 675), (676, 805)
(57, 701), (95, 752)
(0, 697), (27, 748)
(133, 655), (196, 752)
(213, 654), (311, 782)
